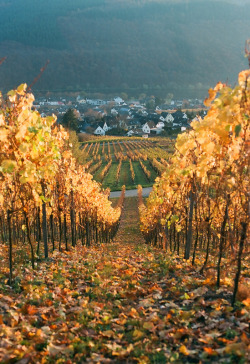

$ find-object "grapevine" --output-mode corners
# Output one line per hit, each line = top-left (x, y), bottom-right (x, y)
(0, 85), (123, 283)
(99, 159), (113, 182)
(139, 70), (250, 304)
(129, 159), (135, 182)
(116, 159), (122, 184)
(139, 159), (151, 180)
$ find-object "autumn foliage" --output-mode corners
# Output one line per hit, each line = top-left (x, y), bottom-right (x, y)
(139, 70), (250, 304)
(0, 73), (249, 364)
(0, 84), (122, 284)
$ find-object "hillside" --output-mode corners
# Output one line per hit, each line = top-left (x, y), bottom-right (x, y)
(0, 66), (249, 363)
(0, 0), (249, 97)
(0, 197), (249, 363)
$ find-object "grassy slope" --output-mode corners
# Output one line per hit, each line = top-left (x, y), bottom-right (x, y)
(119, 161), (133, 188)
(133, 161), (150, 186)
(102, 162), (119, 190)
(100, 160), (158, 191)
(93, 161), (108, 181)
(87, 140), (163, 190)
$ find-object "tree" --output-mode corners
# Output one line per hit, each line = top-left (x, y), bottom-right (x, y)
(62, 108), (79, 132)
(146, 99), (155, 110)
(85, 126), (95, 134)
(165, 93), (173, 104)
(139, 93), (147, 102)
(163, 126), (180, 137)
(68, 130), (87, 164)
(121, 92), (128, 101)
(155, 96), (163, 107)
(106, 127), (126, 136)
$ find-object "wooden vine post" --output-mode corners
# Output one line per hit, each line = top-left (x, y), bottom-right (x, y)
(42, 182), (49, 259)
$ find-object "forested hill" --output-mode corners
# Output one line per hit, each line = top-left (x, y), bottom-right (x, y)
(0, 0), (249, 97)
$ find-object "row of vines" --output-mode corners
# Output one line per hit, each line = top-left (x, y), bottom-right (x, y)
(80, 139), (173, 190)
(0, 84), (124, 285)
(138, 70), (250, 305)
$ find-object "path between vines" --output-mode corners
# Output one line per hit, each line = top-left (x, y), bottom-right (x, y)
(0, 197), (249, 363)
(110, 187), (152, 198)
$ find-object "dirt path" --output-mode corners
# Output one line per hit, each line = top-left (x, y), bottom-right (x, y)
(0, 197), (248, 363)
(114, 197), (144, 245)
(110, 186), (152, 198)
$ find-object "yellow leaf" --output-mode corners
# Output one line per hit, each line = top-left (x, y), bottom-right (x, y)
(204, 88), (217, 106)
(1, 160), (17, 173)
(224, 342), (246, 356)
(101, 330), (114, 338)
(204, 141), (215, 154)
(48, 343), (73, 357)
(17, 83), (27, 94)
(0, 128), (8, 142)
(133, 329), (144, 340)
(179, 345), (189, 356)
(143, 321), (154, 331)
(137, 355), (150, 364)
(102, 315), (110, 323)
(180, 292), (190, 300)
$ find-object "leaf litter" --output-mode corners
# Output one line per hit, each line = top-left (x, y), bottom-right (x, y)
(0, 198), (249, 363)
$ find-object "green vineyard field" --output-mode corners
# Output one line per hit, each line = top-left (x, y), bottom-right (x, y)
(81, 138), (174, 190)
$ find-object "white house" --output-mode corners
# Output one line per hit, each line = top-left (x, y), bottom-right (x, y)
(165, 114), (174, 123)
(87, 99), (107, 106)
(102, 122), (109, 132)
(127, 130), (134, 137)
(150, 127), (162, 135)
(94, 126), (105, 136)
(156, 121), (165, 129)
(142, 123), (151, 134)
(111, 108), (119, 116)
(114, 97), (124, 105)
(192, 116), (200, 123)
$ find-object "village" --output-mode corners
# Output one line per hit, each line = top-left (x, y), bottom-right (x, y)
(33, 94), (207, 137)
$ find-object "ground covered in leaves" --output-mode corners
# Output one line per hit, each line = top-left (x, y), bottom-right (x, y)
(0, 198), (249, 363)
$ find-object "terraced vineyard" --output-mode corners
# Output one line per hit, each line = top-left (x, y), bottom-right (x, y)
(81, 138), (174, 191)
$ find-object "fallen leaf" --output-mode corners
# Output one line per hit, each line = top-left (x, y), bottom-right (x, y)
(179, 345), (189, 356)
(143, 321), (155, 331)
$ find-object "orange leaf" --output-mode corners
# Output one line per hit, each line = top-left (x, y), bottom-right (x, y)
(242, 297), (250, 307)
(204, 347), (217, 356)
(27, 305), (38, 315)
(241, 332), (249, 345)
(128, 308), (139, 318)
